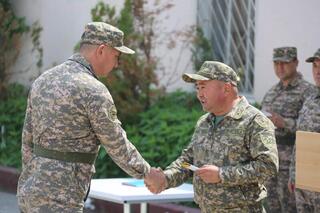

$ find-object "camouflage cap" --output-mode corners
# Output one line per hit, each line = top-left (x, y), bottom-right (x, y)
(273, 47), (297, 62)
(182, 61), (240, 86)
(306, 48), (320, 63)
(80, 22), (135, 54)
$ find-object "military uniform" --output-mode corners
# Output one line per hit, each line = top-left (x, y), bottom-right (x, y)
(289, 49), (320, 213)
(17, 22), (150, 212)
(262, 47), (316, 213)
(164, 61), (279, 212)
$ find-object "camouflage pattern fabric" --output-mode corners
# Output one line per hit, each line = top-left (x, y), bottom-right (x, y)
(199, 202), (266, 213)
(273, 47), (297, 62)
(80, 22), (134, 54)
(289, 88), (320, 213)
(306, 48), (320, 63)
(262, 72), (315, 213)
(164, 96), (278, 212)
(17, 53), (150, 212)
(261, 72), (315, 138)
(294, 189), (320, 213)
(182, 61), (240, 86)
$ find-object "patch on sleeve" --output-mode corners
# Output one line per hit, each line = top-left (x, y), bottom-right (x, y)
(260, 133), (275, 146)
(255, 114), (274, 129)
(259, 133), (277, 154)
(108, 104), (118, 122)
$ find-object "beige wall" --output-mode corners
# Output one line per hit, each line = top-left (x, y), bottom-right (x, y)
(10, 0), (124, 87)
(10, 0), (196, 92)
(14, 0), (320, 99)
(254, 0), (320, 102)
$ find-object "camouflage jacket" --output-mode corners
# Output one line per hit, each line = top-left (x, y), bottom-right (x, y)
(261, 72), (315, 138)
(289, 88), (320, 182)
(164, 97), (278, 209)
(17, 54), (150, 204)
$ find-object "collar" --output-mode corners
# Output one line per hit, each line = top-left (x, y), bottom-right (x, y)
(205, 96), (248, 123)
(276, 72), (302, 90)
(68, 53), (98, 79)
(225, 96), (249, 120)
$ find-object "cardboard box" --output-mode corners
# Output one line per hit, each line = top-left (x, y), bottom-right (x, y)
(296, 131), (320, 192)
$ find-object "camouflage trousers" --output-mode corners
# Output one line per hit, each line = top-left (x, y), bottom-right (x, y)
(265, 144), (297, 213)
(295, 188), (320, 213)
(18, 196), (83, 213)
(199, 202), (265, 213)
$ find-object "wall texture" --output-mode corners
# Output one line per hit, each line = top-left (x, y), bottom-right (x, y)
(10, 0), (196, 92)
(254, 0), (320, 101)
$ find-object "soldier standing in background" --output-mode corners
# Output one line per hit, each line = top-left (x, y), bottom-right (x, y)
(262, 47), (316, 213)
(17, 22), (160, 212)
(288, 48), (320, 212)
(145, 61), (279, 213)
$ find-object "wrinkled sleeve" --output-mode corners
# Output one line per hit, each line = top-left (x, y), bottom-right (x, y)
(289, 144), (296, 182)
(220, 114), (279, 185)
(21, 92), (34, 170)
(163, 143), (193, 188)
(284, 86), (317, 133)
(163, 120), (203, 188)
(282, 117), (296, 133)
(86, 88), (150, 179)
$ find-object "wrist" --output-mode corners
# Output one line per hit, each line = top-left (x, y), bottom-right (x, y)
(218, 167), (223, 183)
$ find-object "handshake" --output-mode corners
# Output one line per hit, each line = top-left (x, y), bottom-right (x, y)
(143, 163), (222, 194)
(144, 167), (168, 194)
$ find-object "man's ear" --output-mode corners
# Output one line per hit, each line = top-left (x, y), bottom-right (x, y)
(95, 44), (105, 57)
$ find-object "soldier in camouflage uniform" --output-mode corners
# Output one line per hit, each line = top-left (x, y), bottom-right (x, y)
(17, 22), (160, 212)
(146, 61), (279, 212)
(262, 47), (316, 213)
(288, 48), (320, 212)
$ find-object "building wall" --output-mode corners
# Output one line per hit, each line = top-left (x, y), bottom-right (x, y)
(10, 0), (196, 92)
(13, 0), (319, 101)
(254, 0), (320, 102)
(10, 0), (124, 86)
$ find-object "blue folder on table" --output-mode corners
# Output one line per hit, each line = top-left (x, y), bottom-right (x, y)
(122, 179), (145, 187)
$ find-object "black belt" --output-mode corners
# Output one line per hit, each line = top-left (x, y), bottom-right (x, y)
(276, 135), (296, 146)
(33, 144), (98, 164)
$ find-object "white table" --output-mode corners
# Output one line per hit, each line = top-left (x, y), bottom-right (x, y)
(88, 178), (194, 213)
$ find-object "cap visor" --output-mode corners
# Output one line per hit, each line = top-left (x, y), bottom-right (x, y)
(114, 46), (135, 54)
(273, 57), (292, 62)
(182, 73), (210, 83)
(306, 57), (316, 63)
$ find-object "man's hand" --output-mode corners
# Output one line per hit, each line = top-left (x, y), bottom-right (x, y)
(144, 167), (167, 194)
(270, 112), (285, 128)
(195, 165), (221, 183)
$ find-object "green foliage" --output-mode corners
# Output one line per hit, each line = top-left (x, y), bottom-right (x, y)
(0, 0), (42, 99)
(94, 90), (203, 178)
(0, 0), (29, 98)
(0, 84), (28, 168)
(191, 27), (213, 71)
(0, 85), (203, 182)
(88, 0), (161, 125)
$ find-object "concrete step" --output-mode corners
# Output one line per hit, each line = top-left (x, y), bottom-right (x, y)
(0, 191), (19, 213)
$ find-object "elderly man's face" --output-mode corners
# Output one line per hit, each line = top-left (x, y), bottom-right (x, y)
(95, 45), (121, 77)
(273, 60), (298, 82)
(196, 80), (226, 114)
(313, 59), (320, 86)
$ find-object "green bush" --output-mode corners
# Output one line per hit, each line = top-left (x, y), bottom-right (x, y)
(0, 85), (204, 180)
(94, 90), (203, 178)
(0, 84), (28, 168)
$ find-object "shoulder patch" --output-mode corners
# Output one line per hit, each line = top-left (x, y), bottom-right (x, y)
(255, 114), (274, 129)
(259, 133), (277, 150)
(108, 104), (118, 122)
